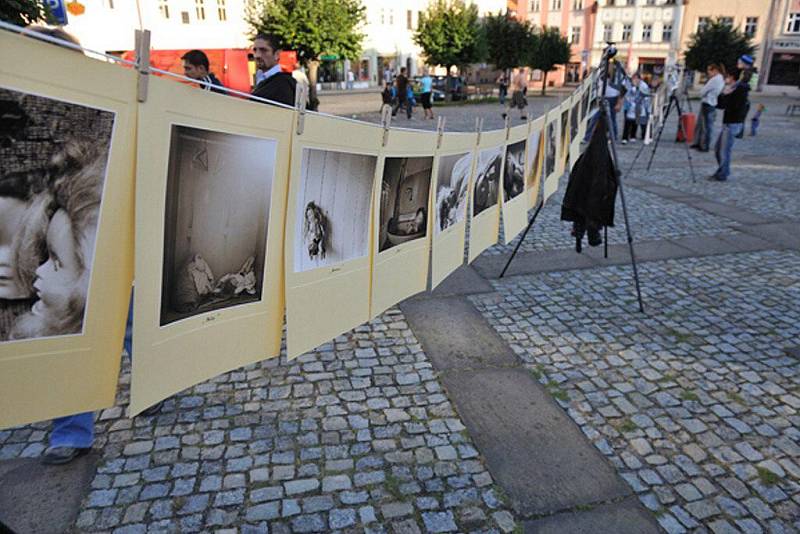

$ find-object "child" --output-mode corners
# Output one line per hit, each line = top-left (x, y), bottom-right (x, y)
(621, 74), (643, 144)
(750, 103), (765, 136)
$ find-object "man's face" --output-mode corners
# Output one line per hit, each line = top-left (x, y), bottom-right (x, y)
(253, 38), (279, 71)
(183, 61), (206, 80)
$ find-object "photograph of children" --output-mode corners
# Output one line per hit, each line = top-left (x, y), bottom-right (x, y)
(503, 140), (526, 201)
(472, 146), (502, 217)
(0, 87), (114, 343)
(294, 148), (377, 272)
(160, 125), (276, 326)
(526, 129), (542, 190)
(435, 152), (472, 233)
(560, 107), (570, 166)
(378, 157), (433, 253)
(570, 100), (580, 142)
(544, 120), (557, 178)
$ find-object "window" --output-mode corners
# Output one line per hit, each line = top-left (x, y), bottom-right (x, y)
(788, 12), (800, 33)
(572, 0), (583, 10)
(745, 17), (757, 36)
(105, 0), (115, 8)
(719, 17), (733, 27)
(603, 23), (613, 42)
(181, 11), (190, 24)
(380, 8), (385, 25)
(622, 23), (632, 41)
(571, 26), (581, 44)
(697, 17), (710, 32)
(195, 0), (205, 21)
(389, 9), (394, 25)
(646, 0), (655, 5)
(642, 23), (652, 42)
(551, 0), (562, 9)
(407, 9), (413, 29)
(662, 23), (672, 42)
(530, 0), (541, 11)
(159, 0), (170, 18)
(625, 0), (635, 5)
(217, 0), (226, 21)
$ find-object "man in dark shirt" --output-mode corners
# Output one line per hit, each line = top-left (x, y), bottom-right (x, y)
(710, 69), (748, 182)
(392, 67), (412, 119)
(251, 33), (296, 106)
(181, 50), (226, 94)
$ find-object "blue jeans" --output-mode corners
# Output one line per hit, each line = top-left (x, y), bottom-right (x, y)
(699, 103), (716, 151)
(583, 97), (618, 142)
(50, 293), (133, 448)
(714, 123), (743, 180)
(750, 118), (759, 136)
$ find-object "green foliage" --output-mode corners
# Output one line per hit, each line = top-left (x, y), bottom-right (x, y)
(684, 18), (756, 72)
(246, 0), (366, 65)
(526, 26), (571, 95)
(484, 11), (533, 72)
(1, 0), (55, 26)
(414, 0), (486, 71)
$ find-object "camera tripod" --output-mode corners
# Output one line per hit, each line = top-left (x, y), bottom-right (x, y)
(644, 90), (697, 182)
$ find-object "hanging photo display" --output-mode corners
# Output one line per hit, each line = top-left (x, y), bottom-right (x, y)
(526, 116), (545, 209)
(559, 103), (570, 173)
(500, 124), (530, 245)
(468, 129), (505, 263)
(435, 152), (472, 234)
(1, 30), (136, 428)
(472, 145), (502, 217)
(542, 110), (561, 203)
(502, 139), (526, 202)
(293, 148), (376, 271)
(160, 126), (274, 326)
(378, 156), (433, 254)
(131, 76), (290, 414)
(569, 95), (582, 171)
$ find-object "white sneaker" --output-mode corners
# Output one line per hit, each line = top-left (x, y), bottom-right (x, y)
(621, 139), (627, 145)
(630, 138), (636, 143)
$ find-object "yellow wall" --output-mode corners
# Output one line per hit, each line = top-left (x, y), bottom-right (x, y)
(680, 0), (772, 62)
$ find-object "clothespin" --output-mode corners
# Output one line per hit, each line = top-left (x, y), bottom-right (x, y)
(381, 104), (392, 147)
(135, 29), (151, 104)
(295, 83), (308, 136)
(504, 114), (511, 140)
(436, 116), (446, 149)
(475, 117), (483, 145)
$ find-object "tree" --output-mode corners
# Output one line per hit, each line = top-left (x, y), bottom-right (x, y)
(414, 0), (486, 100)
(684, 18), (756, 73)
(526, 26), (571, 95)
(484, 11), (533, 74)
(1, 0), (54, 26)
(246, 0), (366, 110)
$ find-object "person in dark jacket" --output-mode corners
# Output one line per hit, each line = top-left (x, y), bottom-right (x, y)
(251, 33), (296, 106)
(181, 49), (226, 94)
(561, 114), (617, 251)
(710, 69), (748, 181)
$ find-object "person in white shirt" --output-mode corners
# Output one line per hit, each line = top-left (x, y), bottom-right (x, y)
(691, 63), (725, 152)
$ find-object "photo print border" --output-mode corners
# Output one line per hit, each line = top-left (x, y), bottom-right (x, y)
(542, 109), (561, 204)
(500, 124), (530, 245)
(525, 115), (546, 209)
(468, 129), (506, 264)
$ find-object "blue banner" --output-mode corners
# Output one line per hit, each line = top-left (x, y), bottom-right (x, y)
(44, 0), (68, 25)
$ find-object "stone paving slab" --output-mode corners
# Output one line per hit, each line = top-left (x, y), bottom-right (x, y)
(522, 495), (661, 534)
(428, 265), (494, 298)
(737, 222), (800, 251)
(0, 453), (99, 533)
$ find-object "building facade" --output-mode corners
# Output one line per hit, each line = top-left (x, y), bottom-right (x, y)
(591, 0), (684, 82)
(761, 0), (800, 88)
(512, 0), (597, 88)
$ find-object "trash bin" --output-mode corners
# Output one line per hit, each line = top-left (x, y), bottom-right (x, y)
(676, 112), (696, 143)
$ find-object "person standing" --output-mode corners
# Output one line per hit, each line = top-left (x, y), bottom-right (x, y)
(691, 63), (724, 152)
(735, 55), (755, 138)
(181, 50), (226, 94)
(392, 67), (412, 119)
(502, 68), (528, 121)
(621, 73), (644, 144)
(346, 70), (355, 90)
(251, 33), (296, 106)
(497, 73), (508, 105)
(710, 69), (748, 182)
(420, 68), (434, 120)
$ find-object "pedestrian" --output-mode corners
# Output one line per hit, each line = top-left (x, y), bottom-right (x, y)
(621, 73), (644, 144)
(497, 73), (508, 105)
(502, 68), (528, 121)
(346, 70), (355, 90)
(420, 68), (434, 120)
(181, 49), (226, 94)
(750, 103), (765, 136)
(735, 54), (755, 138)
(251, 33), (296, 106)
(392, 67), (412, 119)
(383, 65), (393, 86)
(710, 69), (748, 182)
(691, 63), (724, 152)
(381, 81), (394, 108)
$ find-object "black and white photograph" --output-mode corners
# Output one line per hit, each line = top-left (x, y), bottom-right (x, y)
(294, 148), (377, 272)
(544, 121), (557, 178)
(526, 129), (542, 190)
(161, 125), (275, 326)
(560, 107), (570, 166)
(503, 140), (526, 202)
(0, 87), (113, 343)
(581, 88), (591, 123)
(378, 156), (433, 253)
(435, 152), (471, 234)
(472, 146), (502, 217)
(570, 99), (580, 142)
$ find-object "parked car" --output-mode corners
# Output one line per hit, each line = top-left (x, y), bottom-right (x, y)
(433, 75), (467, 101)
(411, 77), (446, 102)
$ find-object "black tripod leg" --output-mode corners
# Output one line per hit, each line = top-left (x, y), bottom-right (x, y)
(499, 200), (544, 278)
(671, 96), (697, 183)
(604, 226), (608, 258)
(646, 97), (673, 171)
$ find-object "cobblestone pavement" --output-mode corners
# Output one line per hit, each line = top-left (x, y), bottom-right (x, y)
(471, 250), (800, 533)
(0, 311), (517, 533)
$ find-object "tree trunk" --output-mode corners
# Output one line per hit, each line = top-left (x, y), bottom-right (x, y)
(307, 60), (320, 111)
(445, 65), (453, 102)
(540, 70), (548, 96)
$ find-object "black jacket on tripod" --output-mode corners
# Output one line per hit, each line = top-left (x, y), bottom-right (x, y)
(560, 115), (617, 231)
